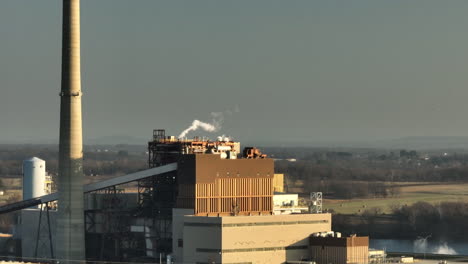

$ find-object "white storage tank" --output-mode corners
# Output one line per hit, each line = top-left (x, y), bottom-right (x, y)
(22, 157), (46, 199)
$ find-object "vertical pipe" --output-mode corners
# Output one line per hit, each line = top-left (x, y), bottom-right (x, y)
(46, 204), (55, 259)
(57, 0), (85, 261)
(34, 204), (43, 259)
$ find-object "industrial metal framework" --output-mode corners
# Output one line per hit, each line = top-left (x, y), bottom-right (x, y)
(310, 192), (323, 214)
(0, 164), (179, 261)
(0, 163), (178, 215)
(148, 129), (181, 168)
(84, 186), (136, 261)
(139, 130), (180, 257)
(136, 171), (176, 255)
(34, 203), (54, 260)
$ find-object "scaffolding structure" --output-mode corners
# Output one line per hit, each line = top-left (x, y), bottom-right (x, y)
(85, 187), (136, 261)
(34, 203), (54, 260)
(137, 130), (180, 258)
(310, 192), (323, 214)
(136, 171), (176, 256)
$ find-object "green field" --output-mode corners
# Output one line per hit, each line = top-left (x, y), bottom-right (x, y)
(324, 183), (468, 214)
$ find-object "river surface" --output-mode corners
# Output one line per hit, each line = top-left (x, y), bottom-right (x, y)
(370, 239), (468, 255)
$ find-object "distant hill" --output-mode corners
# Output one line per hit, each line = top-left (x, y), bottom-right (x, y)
(85, 135), (147, 145)
(4, 135), (468, 150)
(369, 136), (468, 150)
(257, 136), (468, 150)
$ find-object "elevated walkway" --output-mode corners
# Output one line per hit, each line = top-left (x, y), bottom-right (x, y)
(0, 162), (177, 214)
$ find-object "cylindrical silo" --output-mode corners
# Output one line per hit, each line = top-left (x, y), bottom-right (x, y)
(22, 157), (46, 200)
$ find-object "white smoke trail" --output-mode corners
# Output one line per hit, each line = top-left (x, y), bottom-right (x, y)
(178, 107), (239, 139)
(178, 120), (217, 139)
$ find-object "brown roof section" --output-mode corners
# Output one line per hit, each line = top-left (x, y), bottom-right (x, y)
(178, 154), (274, 184)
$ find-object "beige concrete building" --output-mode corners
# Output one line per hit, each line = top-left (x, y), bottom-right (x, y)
(173, 211), (331, 264)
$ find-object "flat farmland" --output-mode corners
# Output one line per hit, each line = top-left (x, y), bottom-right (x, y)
(324, 182), (468, 214)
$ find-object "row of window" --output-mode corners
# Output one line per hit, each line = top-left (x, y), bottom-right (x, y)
(184, 220), (329, 228)
(196, 245), (308, 253)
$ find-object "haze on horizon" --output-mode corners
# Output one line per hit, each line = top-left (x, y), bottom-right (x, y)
(2, 1), (468, 146)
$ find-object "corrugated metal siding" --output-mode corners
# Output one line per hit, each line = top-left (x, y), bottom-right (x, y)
(311, 246), (347, 264)
(194, 178), (273, 215)
(347, 245), (368, 264)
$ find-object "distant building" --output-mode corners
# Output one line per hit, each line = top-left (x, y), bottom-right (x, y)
(172, 151), (331, 263)
(17, 131), (345, 264)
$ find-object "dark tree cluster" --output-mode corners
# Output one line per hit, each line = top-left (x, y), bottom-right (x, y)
(391, 201), (468, 240)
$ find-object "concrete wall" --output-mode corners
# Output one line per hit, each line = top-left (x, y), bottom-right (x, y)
(182, 215), (223, 264)
(172, 208), (195, 263)
(175, 213), (331, 264)
(21, 209), (57, 260)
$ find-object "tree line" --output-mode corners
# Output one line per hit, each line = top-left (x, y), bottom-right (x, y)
(333, 201), (468, 240)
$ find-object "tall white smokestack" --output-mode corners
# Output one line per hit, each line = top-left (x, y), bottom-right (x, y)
(56, 0), (85, 261)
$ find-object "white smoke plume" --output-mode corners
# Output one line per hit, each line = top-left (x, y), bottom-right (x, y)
(178, 106), (239, 139)
(178, 120), (217, 139)
(217, 135), (231, 142)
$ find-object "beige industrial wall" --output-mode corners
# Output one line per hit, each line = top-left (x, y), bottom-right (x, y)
(176, 213), (331, 264)
(181, 215), (223, 264)
(172, 208), (195, 262)
(273, 174), (284, 193)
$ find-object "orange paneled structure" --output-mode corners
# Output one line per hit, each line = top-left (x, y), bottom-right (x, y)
(176, 154), (274, 216)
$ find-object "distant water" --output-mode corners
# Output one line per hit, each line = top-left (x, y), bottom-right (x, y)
(370, 239), (468, 255)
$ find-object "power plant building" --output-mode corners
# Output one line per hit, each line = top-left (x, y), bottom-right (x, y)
(11, 130), (348, 264)
(0, 0), (358, 261)
(174, 213), (331, 264)
(147, 130), (333, 263)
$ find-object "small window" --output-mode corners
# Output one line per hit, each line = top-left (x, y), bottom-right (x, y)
(178, 239), (183, 248)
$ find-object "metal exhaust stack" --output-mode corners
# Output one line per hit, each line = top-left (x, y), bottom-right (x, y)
(57, 0), (85, 261)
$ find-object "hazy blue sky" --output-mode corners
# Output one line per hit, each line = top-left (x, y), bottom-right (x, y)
(2, 1), (468, 145)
